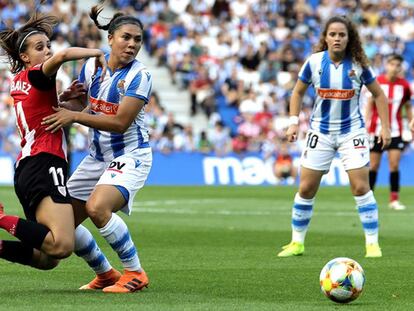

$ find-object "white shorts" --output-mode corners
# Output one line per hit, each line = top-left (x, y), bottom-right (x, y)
(300, 128), (369, 172)
(67, 148), (152, 215)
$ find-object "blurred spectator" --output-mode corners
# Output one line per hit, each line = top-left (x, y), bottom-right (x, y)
(189, 65), (215, 116)
(209, 120), (231, 156)
(273, 139), (297, 185)
(2, 0), (414, 160)
(196, 130), (213, 153)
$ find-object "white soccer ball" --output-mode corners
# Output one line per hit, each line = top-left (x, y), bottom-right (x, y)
(319, 257), (365, 303)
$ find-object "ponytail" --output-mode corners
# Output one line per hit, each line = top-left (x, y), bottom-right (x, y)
(0, 13), (57, 73)
(89, 4), (143, 35)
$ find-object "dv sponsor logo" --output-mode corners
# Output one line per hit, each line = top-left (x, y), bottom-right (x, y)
(353, 138), (366, 149)
(107, 161), (126, 174)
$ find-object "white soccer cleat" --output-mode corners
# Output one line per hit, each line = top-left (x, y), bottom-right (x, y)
(389, 200), (406, 211)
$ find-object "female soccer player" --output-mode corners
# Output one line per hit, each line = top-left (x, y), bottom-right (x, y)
(43, 5), (153, 293)
(366, 54), (414, 210)
(277, 16), (391, 258)
(0, 13), (107, 269)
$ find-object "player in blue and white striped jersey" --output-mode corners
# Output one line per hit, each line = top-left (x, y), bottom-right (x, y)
(78, 52), (152, 162)
(277, 16), (391, 259)
(43, 5), (153, 293)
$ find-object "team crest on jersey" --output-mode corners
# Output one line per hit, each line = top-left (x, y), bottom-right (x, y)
(58, 186), (67, 197)
(117, 79), (126, 96)
(348, 69), (357, 80)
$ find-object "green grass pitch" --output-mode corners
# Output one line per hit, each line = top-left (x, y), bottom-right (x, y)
(0, 186), (413, 310)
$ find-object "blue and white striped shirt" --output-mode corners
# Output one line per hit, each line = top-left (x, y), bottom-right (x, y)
(299, 51), (375, 134)
(79, 55), (152, 161)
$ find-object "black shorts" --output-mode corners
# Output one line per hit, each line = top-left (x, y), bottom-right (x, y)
(370, 136), (405, 153)
(14, 153), (71, 221)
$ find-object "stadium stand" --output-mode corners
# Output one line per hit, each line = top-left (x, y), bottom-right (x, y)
(1, 0), (414, 159)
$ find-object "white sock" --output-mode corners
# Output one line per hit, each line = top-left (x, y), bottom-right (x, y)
(291, 193), (315, 244)
(74, 224), (112, 274)
(354, 191), (379, 245)
(99, 213), (142, 272)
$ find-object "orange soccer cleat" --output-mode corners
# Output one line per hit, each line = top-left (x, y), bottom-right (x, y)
(79, 268), (121, 290)
(102, 269), (149, 293)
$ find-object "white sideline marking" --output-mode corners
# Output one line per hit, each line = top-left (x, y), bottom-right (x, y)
(133, 207), (274, 216)
(132, 200), (410, 216)
(133, 207), (403, 217)
(135, 199), (227, 206)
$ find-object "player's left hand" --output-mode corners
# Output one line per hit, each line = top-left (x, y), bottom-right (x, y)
(42, 107), (76, 133)
(378, 128), (391, 149)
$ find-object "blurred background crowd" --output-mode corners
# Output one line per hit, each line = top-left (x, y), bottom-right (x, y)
(1, 0), (414, 172)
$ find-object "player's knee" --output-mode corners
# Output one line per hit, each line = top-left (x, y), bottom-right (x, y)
(50, 240), (74, 259)
(298, 183), (318, 198)
(40, 257), (60, 270)
(352, 184), (370, 196)
(33, 252), (60, 270)
(389, 165), (399, 172)
(85, 200), (112, 227)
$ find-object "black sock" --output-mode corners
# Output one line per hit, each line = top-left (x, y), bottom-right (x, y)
(390, 171), (400, 192)
(369, 170), (377, 190)
(0, 240), (33, 266)
(15, 219), (50, 249)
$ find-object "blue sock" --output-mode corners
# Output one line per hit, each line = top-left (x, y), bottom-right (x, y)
(75, 224), (112, 274)
(99, 213), (142, 272)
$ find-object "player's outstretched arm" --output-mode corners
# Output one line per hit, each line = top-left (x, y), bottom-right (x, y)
(42, 48), (107, 79)
(42, 96), (145, 134)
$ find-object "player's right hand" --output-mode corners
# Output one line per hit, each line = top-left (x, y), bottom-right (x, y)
(286, 124), (299, 142)
(58, 79), (86, 102)
(378, 127), (391, 149)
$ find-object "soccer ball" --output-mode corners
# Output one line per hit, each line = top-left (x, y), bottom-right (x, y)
(319, 257), (365, 303)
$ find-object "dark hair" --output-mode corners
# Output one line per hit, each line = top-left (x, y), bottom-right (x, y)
(0, 13), (58, 73)
(89, 4), (143, 35)
(386, 53), (403, 63)
(314, 15), (369, 68)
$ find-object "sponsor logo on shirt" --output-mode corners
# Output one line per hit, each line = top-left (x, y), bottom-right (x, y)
(317, 88), (355, 100)
(90, 96), (119, 115)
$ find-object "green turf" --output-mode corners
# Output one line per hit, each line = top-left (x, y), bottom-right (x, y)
(0, 186), (413, 310)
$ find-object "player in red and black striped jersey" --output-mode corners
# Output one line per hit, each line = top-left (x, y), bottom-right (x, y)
(366, 54), (414, 210)
(0, 12), (108, 273)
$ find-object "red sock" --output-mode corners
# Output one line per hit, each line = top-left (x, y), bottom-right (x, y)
(390, 192), (399, 202)
(0, 215), (19, 235)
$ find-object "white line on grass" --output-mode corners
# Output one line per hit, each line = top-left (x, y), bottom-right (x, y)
(133, 205), (372, 217)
